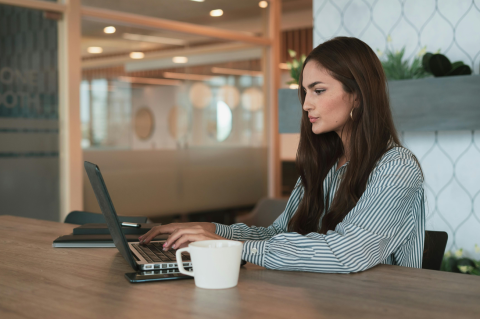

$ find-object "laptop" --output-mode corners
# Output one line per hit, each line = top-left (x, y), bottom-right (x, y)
(84, 161), (192, 271)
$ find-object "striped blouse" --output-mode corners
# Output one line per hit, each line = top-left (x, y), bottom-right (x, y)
(214, 144), (425, 273)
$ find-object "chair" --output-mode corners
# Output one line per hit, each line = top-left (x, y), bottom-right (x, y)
(64, 210), (147, 225)
(235, 198), (288, 227)
(422, 230), (448, 271)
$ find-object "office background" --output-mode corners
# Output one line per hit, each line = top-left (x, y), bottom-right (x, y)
(1, 0), (479, 260)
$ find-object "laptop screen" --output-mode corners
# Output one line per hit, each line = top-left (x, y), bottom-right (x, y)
(84, 161), (139, 271)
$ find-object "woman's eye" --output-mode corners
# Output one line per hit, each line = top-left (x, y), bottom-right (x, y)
(315, 89), (325, 95)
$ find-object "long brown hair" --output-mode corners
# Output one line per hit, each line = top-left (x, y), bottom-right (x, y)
(288, 36), (423, 235)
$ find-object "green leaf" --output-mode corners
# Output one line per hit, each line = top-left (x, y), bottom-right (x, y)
(470, 268), (480, 276)
(442, 256), (460, 273)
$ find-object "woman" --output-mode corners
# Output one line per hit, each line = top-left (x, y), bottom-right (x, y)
(140, 36), (425, 273)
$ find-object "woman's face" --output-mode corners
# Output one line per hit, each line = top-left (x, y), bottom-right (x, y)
(302, 61), (356, 136)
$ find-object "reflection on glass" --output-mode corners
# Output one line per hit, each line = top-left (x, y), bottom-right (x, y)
(216, 101), (232, 142)
(80, 80), (91, 148)
(80, 13), (266, 149)
(189, 82), (212, 109)
(134, 107), (154, 140)
(80, 79), (131, 149)
(168, 105), (190, 143)
(241, 87), (263, 112)
(218, 85), (240, 110)
(91, 79), (108, 145)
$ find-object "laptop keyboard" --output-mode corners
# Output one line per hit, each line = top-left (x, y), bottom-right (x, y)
(132, 243), (190, 263)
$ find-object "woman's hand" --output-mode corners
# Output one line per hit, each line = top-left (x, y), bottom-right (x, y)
(163, 225), (227, 250)
(138, 222), (219, 249)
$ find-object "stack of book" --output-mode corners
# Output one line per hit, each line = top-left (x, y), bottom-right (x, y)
(53, 223), (168, 247)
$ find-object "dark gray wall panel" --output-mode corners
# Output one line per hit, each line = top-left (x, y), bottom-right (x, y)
(279, 75), (480, 133)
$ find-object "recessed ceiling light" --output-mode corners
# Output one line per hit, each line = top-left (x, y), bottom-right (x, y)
(259, 1), (268, 8)
(87, 47), (103, 54)
(172, 56), (188, 63)
(191, 0), (205, 2)
(104, 26), (116, 34)
(210, 9), (223, 17)
(130, 52), (145, 59)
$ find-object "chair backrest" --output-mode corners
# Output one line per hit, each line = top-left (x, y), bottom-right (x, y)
(235, 198), (288, 227)
(64, 210), (147, 225)
(422, 230), (448, 271)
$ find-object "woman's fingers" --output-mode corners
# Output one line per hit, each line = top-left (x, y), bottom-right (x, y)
(139, 222), (217, 245)
(170, 232), (225, 250)
(173, 233), (210, 249)
(163, 226), (204, 249)
(140, 225), (174, 244)
(139, 223), (186, 243)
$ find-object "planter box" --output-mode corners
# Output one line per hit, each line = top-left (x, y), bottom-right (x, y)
(278, 74), (480, 133)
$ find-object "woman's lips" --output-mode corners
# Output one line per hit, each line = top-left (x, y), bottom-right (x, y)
(309, 116), (318, 123)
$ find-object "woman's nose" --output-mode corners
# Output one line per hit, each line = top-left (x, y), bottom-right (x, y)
(303, 97), (314, 112)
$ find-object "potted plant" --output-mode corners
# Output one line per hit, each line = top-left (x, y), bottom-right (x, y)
(377, 35), (472, 80)
(441, 245), (480, 276)
(422, 52), (472, 77)
(377, 45), (431, 80)
(285, 49), (306, 86)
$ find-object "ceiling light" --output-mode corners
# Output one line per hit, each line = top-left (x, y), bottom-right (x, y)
(103, 26), (116, 34)
(191, 0), (205, 2)
(130, 52), (145, 59)
(87, 47), (103, 54)
(259, 1), (268, 8)
(210, 9), (223, 17)
(123, 33), (185, 45)
(172, 56), (188, 63)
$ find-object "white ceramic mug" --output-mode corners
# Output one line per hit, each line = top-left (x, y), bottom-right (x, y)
(175, 240), (243, 289)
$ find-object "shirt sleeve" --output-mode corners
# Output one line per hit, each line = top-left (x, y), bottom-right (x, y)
(213, 179), (304, 241)
(240, 157), (424, 273)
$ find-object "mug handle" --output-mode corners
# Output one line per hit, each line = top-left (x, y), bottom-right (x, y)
(176, 247), (194, 277)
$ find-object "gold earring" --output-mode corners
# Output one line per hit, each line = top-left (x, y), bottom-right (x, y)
(350, 108), (354, 120)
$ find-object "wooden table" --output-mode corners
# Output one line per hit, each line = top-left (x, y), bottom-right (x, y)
(1, 215), (479, 319)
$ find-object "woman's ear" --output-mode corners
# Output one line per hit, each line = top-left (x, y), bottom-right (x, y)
(352, 93), (360, 108)
(353, 93), (362, 108)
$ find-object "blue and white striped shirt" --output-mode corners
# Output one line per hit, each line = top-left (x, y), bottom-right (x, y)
(214, 144), (425, 273)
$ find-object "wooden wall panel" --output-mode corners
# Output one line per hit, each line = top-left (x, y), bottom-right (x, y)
(280, 27), (313, 63)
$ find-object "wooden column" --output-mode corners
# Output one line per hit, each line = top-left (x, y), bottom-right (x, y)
(59, 0), (83, 221)
(267, 0), (282, 198)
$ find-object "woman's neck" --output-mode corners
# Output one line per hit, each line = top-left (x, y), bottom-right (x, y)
(336, 155), (347, 170)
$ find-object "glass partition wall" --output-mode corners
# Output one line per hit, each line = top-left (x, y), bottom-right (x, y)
(0, 0), (280, 221)
(79, 1), (278, 219)
(80, 24), (267, 151)
(0, 2), (61, 221)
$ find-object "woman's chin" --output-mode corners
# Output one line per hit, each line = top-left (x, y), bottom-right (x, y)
(311, 126), (324, 135)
